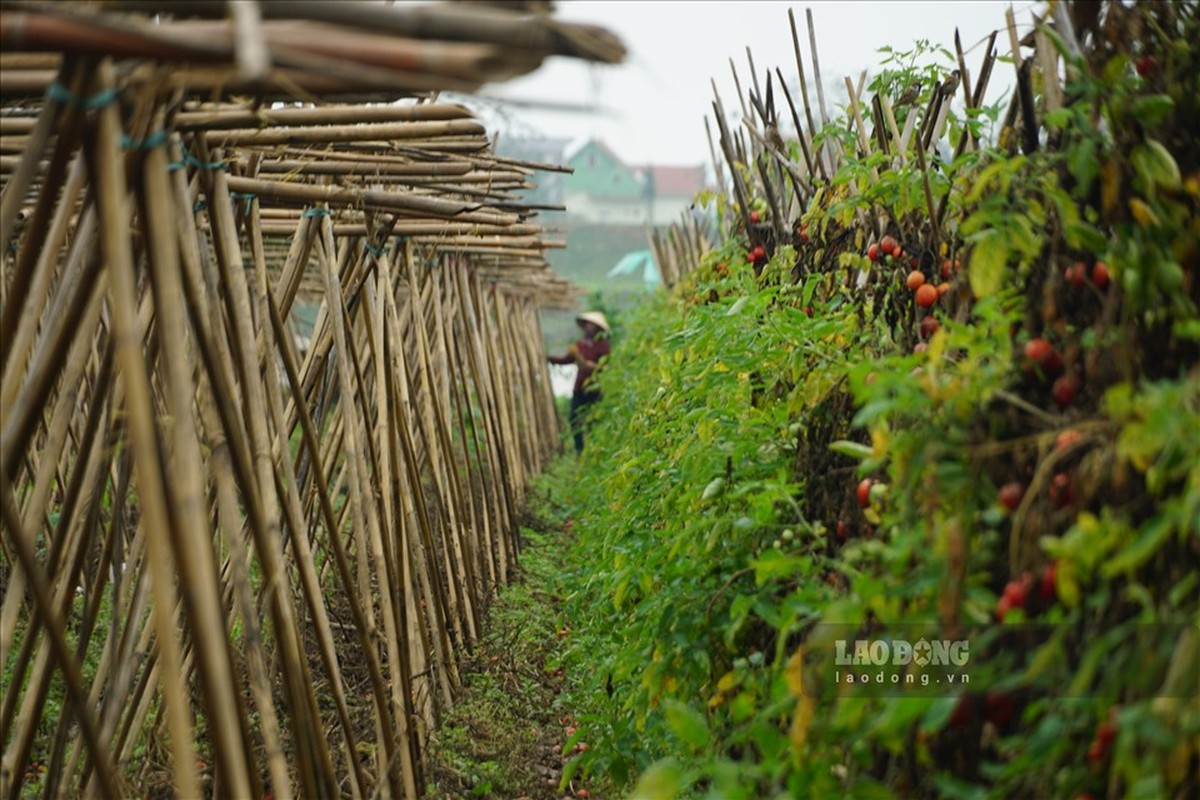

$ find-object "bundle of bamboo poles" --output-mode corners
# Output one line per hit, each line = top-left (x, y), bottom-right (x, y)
(0, 1), (616, 797)
(0, 0), (625, 99)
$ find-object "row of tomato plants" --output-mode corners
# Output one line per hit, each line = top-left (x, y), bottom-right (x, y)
(549, 14), (1198, 800)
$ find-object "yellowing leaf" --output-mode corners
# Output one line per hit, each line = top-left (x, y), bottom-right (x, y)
(792, 692), (815, 754)
(871, 427), (890, 459)
(1101, 158), (1121, 215)
(927, 328), (949, 364)
(1129, 197), (1161, 227)
(785, 646), (806, 697)
(968, 230), (1008, 299)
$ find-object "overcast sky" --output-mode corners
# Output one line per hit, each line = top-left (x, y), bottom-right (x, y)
(463, 0), (1042, 167)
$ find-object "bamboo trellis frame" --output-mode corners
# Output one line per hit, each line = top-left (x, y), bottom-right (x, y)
(0, 2), (612, 797)
(656, 6), (1036, 288)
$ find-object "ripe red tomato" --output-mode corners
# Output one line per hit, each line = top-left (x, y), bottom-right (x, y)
(1135, 55), (1156, 77)
(1066, 261), (1088, 288)
(1023, 338), (1062, 372)
(894, 246), (906, 261)
(997, 482), (1024, 512)
(868, 243), (880, 262)
(1002, 576), (1029, 608)
(906, 270), (926, 290)
(1024, 337), (1053, 363)
(940, 258), (959, 279)
(836, 519), (849, 541)
(915, 283), (939, 308)
(1087, 738), (1107, 765)
(1052, 375), (1080, 408)
(880, 235), (897, 255)
(749, 211), (760, 224)
(936, 281), (951, 297)
(919, 315), (939, 339)
(856, 478), (873, 508)
(1092, 260), (1110, 288)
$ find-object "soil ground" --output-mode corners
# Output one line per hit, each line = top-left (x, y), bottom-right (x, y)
(424, 480), (608, 800)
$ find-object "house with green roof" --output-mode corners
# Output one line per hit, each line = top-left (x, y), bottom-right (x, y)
(563, 139), (649, 224)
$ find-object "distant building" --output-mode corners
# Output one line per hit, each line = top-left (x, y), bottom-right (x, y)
(563, 139), (646, 224)
(642, 164), (708, 226)
(563, 139), (710, 226)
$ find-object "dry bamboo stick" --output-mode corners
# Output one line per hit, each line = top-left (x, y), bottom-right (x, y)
(229, 0), (269, 83)
(253, 159), (474, 176)
(410, 259), (480, 642)
(330, 233), (421, 796)
(175, 102), (472, 130)
(137, 125), (260, 800)
(107, 0), (626, 62)
(206, 118), (484, 147)
(86, 59), (202, 800)
(223, 174), (520, 224)
(204, 154), (338, 796)
(773, 66), (817, 187)
(266, 282), (399, 798)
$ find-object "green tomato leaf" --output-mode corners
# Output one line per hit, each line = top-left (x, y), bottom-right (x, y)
(629, 759), (685, 800)
(1131, 139), (1181, 190)
(1130, 94), (1175, 127)
(662, 699), (709, 750)
(830, 440), (873, 461)
(1102, 514), (1173, 577)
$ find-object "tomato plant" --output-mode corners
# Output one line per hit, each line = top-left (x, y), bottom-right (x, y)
(550, 6), (1200, 799)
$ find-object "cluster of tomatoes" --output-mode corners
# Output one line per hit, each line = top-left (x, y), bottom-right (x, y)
(1064, 258), (1110, 290)
(994, 561), (1058, 623)
(867, 234), (960, 351)
(1022, 337), (1082, 408)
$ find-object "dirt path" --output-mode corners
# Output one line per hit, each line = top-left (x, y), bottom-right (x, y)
(424, 510), (600, 800)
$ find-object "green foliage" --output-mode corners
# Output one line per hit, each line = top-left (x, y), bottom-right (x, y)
(548, 8), (1200, 800)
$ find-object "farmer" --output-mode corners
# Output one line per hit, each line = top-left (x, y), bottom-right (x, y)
(548, 311), (611, 454)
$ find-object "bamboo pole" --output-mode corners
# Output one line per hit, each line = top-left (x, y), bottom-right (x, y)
(85, 58), (201, 800)
(222, 174), (521, 224)
(175, 102), (473, 130)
